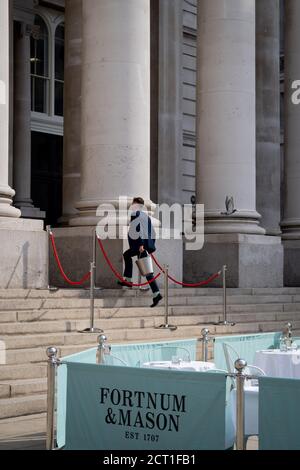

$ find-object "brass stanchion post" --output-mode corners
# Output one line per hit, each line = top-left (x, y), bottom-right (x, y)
(46, 347), (60, 450)
(155, 265), (177, 331)
(235, 359), (247, 450)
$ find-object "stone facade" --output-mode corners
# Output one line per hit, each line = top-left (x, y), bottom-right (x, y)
(0, 0), (299, 288)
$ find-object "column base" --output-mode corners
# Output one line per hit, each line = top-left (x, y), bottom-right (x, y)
(183, 234), (283, 288)
(203, 211), (266, 235)
(49, 226), (183, 289)
(283, 240), (300, 286)
(16, 204), (46, 219)
(0, 185), (21, 218)
(0, 217), (47, 288)
(281, 219), (300, 239)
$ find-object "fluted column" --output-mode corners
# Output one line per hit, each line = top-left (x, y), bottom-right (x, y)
(196, 0), (264, 234)
(0, 0), (20, 218)
(61, 0), (82, 223)
(70, 0), (151, 226)
(256, 0), (281, 235)
(281, 0), (300, 238)
(281, 0), (300, 285)
(157, 0), (183, 205)
(13, 21), (45, 218)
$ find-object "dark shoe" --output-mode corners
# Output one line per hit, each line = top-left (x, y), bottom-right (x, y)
(150, 293), (163, 308)
(117, 280), (132, 288)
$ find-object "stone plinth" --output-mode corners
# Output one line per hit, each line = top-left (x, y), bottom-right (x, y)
(283, 240), (300, 286)
(184, 234), (283, 288)
(0, 218), (47, 288)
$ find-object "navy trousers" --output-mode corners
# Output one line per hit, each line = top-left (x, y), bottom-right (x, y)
(123, 249), (159, 294)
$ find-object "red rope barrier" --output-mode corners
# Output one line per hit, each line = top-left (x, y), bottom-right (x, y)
(50, 228), (220, 289)
(50, 232), (91, 286)
(151, 254), (221, 287)
(97, 238), (161, 287)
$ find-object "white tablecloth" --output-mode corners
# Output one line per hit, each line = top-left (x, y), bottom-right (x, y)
(142, 360), (216, 372)
(230, 385), (259, 437)
(254, 349), (300, 379)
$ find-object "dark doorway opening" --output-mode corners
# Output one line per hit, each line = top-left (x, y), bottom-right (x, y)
(31, 131), (63, 227)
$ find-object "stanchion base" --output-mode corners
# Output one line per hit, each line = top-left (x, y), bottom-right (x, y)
(79, 328), (104, 334)
(84, 286), (103, 291)
(48, 286), (59, 292)
(213, 321), (236, 326)
(155, 324), (177, 331)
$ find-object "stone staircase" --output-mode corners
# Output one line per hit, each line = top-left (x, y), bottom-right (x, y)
(1, 287), (300, 420)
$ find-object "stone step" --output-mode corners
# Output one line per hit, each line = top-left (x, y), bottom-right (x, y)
(2, 311), (299, 351)
(0, 383), (10, 399)
(4, 343), (109, 365)
(0, 296), (218, 311)
(3, 322), (222, 365)
(0, 314), (197, 336)
(0, 378), (47, 399)
(5, 324), (218, 363)
(0, 363), (47, 381)
(0, 302), (293, 323)
(0, 287), (226, 299)
(1, 294), (299, 312)
(0, 394), (46, 419)
(2, 331), (100, 350)
(2, 308), (298, 338)
(3, 301), (300, 324)
(2, 287), (300, 300)
(2, 306), (167, 322)
(3, 320), (300, 380)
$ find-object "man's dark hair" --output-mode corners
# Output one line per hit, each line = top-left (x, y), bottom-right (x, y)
(132, 197), (144, 205)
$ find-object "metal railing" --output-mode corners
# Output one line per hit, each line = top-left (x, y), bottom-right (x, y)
(198, 328), (215, 362)
(46, 347), (60, 451)
(155, 264), (177, 331)
(214, 265), (235, 326)
(80, 230), (103, 334)
(96, 334), (111, 364)
(234, 359), (247, 450)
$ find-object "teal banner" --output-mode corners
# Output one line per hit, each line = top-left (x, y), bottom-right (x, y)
(64, 363), (229, 450)
(57, 338), (198, 448)
(259, 376), (300, 450)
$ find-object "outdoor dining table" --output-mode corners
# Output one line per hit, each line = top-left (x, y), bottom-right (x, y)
(142, 360), (216, 372)
(254, 349), (300, 379)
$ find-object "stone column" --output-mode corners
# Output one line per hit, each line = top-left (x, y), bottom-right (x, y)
(157, 0), (183, 205)
(0, 0), (20, 218)
(52, 0), (183, 287)
(196, 0), (263, 235)
(70, 0), (151, 226)
(281, 0), (300, 285)
(0, 1), (47, 289)
(256, 0), (281, 236)
(13, 21), (45, 218)
(184, 0), (283, 288)
(61, 0), (82, 223)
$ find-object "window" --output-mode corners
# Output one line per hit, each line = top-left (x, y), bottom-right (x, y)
(55, 23), (65, 116)
(30, 15), (65, 118)
(30, 15), (49, 113)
